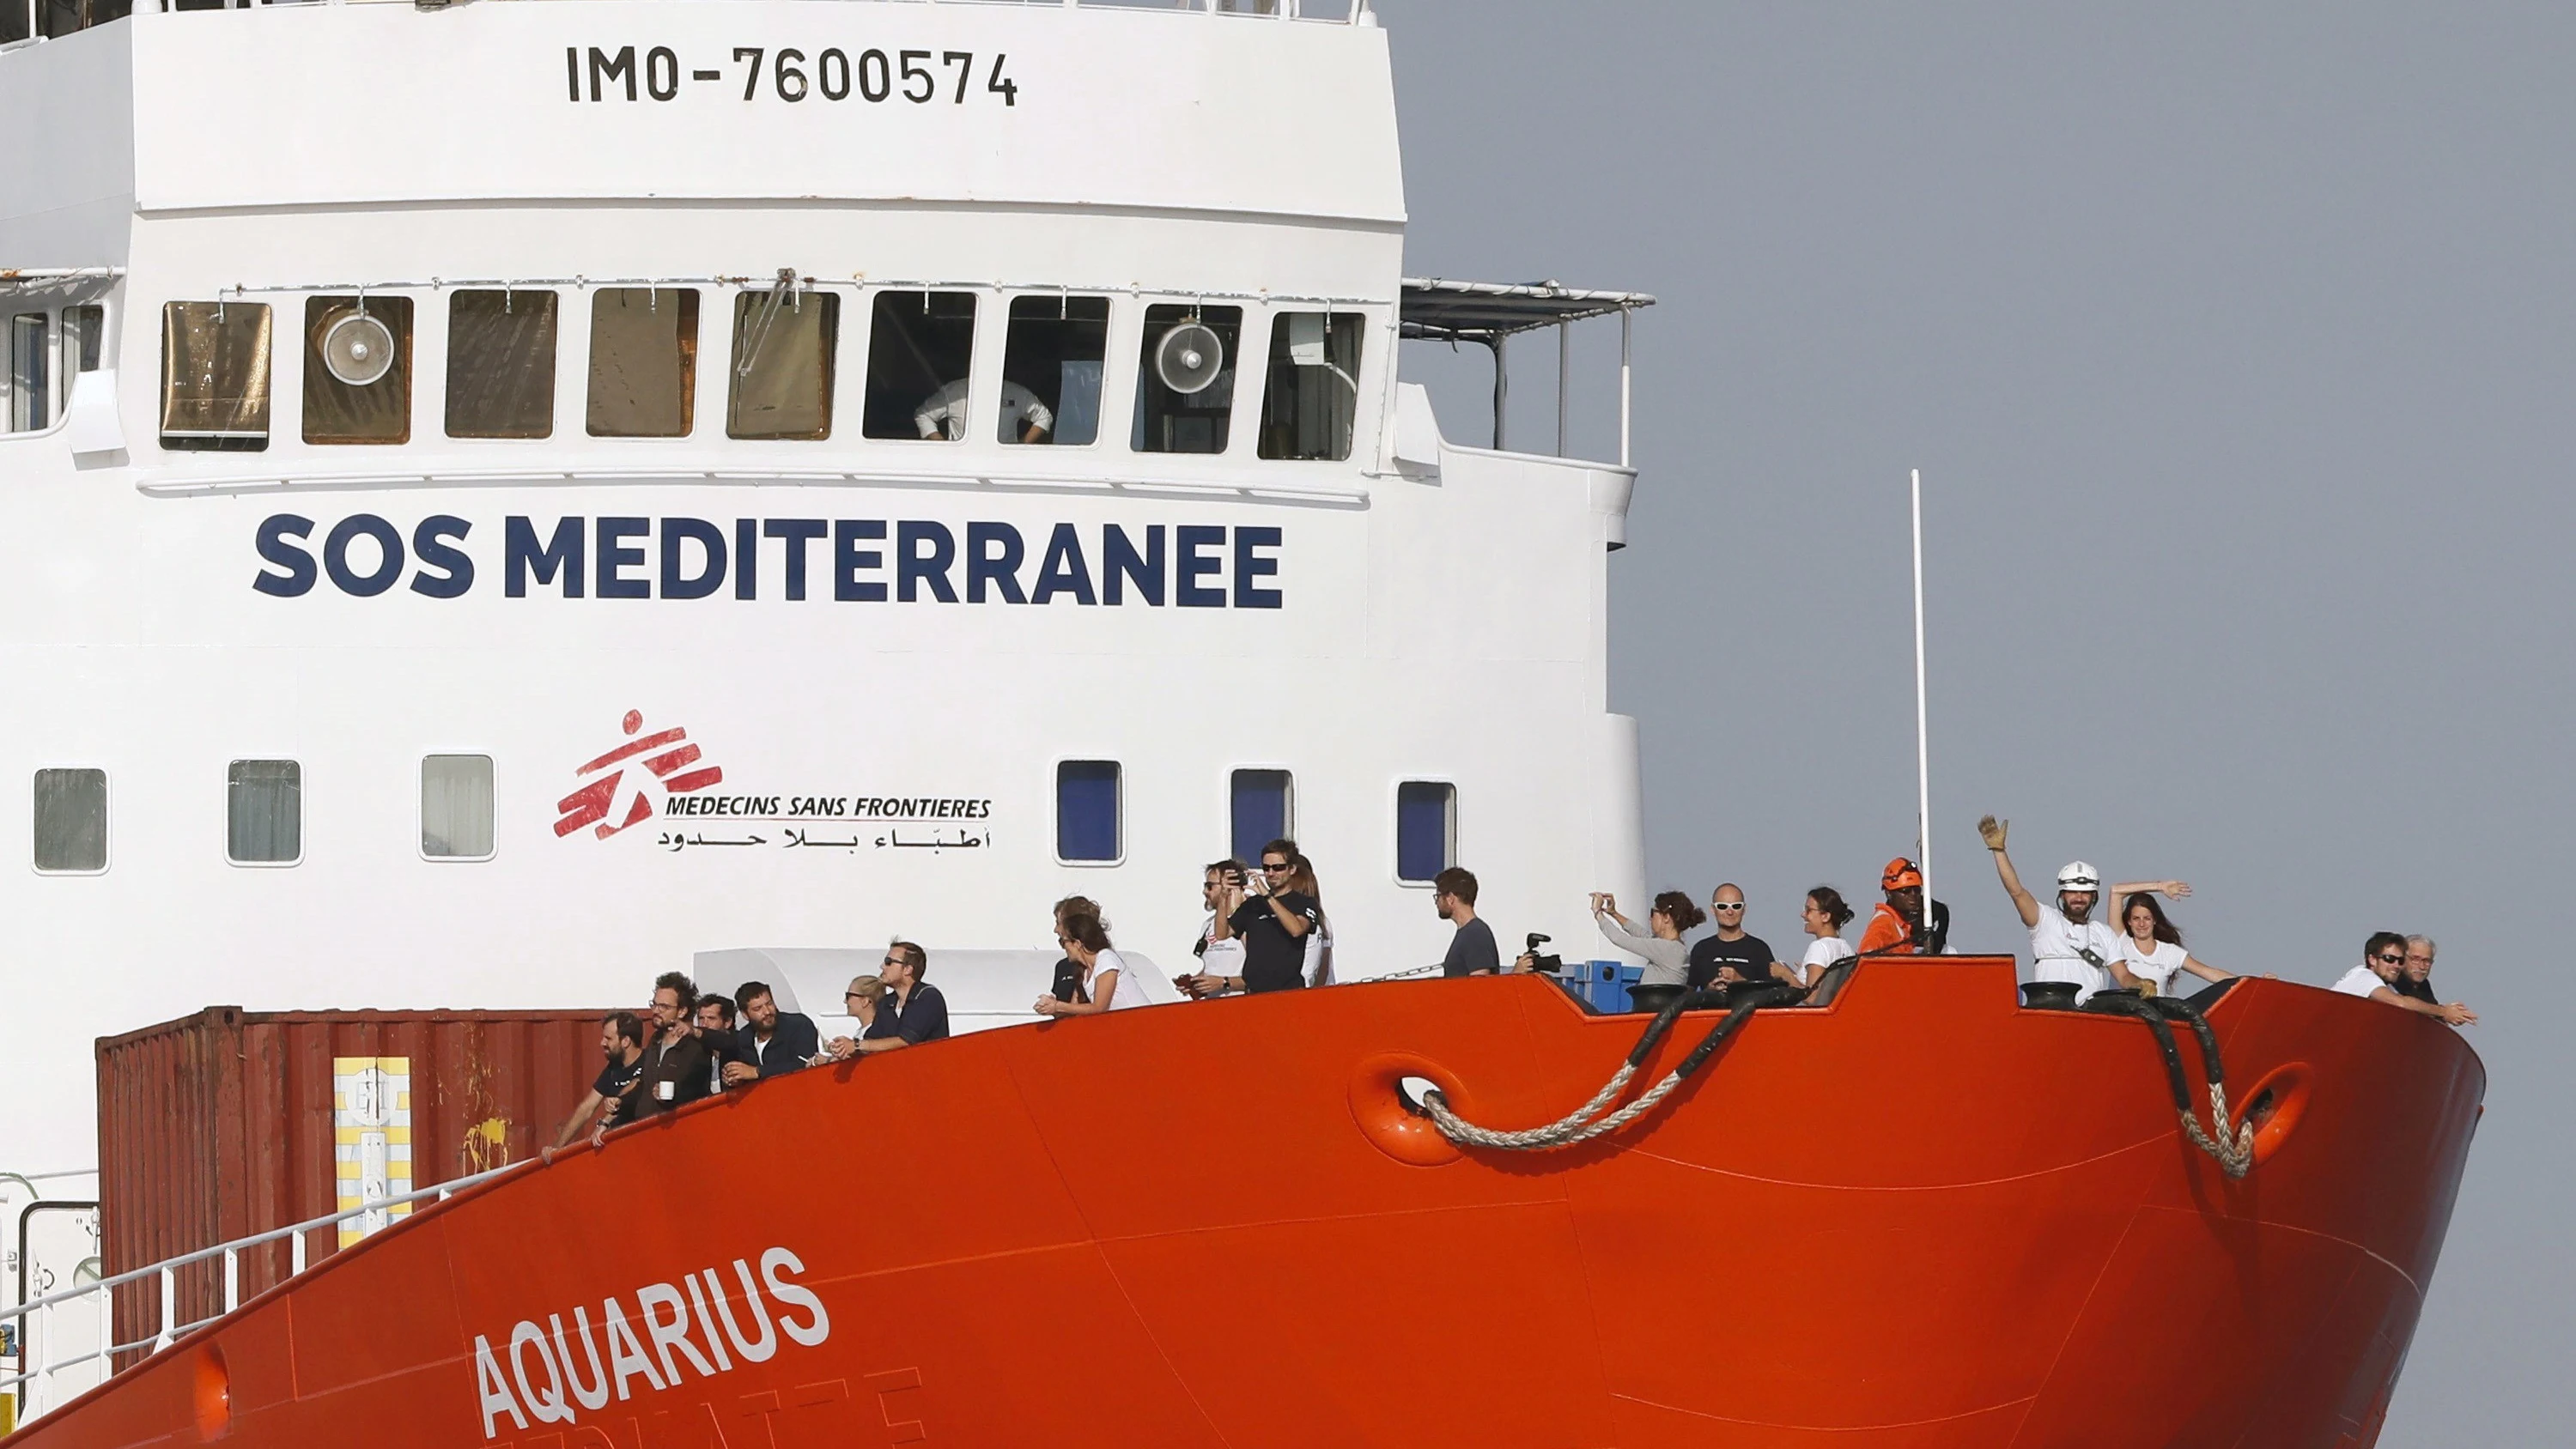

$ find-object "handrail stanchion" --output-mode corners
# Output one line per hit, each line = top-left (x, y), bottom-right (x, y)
(290, 1226), (306, 1277)
(155, 1267), (174, 1353)
(222, 1248), (240, 1314)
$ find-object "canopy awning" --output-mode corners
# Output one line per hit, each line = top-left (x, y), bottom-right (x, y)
(1398, 277), (1655, 343)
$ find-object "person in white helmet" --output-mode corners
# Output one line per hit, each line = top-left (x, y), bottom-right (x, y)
(1976, 815), (2189, 1005)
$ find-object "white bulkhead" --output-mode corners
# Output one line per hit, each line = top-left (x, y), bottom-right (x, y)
(0, 2), (1646, 1171)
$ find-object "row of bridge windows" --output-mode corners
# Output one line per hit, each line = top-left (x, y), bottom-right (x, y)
(144, 289), (1365, 460)
(29, 762), (1458, 879)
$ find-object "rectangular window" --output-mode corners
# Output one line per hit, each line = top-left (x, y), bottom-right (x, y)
(227, 759), (302, 866)
(61, 304), (104, 418)
(1133, 304), (1242, 455)
(1055, 761), (1121, 864)
(9, 313), (49, 432)
(863, 290), (979, 440)
(33, 768), (106, 874)
(302, 295), (413, 445)
(727, 288), (838, 440)
(586, 288), (699, 438)
(999, 295), (1109, 446)
(446, 290), (557, 440)
(1259, 312), (1364, 461)
(1396, 780), (1455, 884)
(421, 755), (495, 860)
(2, 2), (27, 44)
(161, 301), (272, 449)
(1229, 769), (1293, 865)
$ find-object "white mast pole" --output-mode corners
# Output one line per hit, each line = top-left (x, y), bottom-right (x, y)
(1911, 467), (1931, 907)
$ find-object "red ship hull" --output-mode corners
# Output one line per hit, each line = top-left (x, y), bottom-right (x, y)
(13, 961), (2482, 1448)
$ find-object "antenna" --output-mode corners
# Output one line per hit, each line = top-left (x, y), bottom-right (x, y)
(1911, 467), (1931, 909)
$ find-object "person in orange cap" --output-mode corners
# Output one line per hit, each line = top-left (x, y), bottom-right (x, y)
(1859, 858), (1929, 955)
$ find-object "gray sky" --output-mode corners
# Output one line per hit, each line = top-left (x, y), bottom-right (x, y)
(1386, 3), (2572, 1439)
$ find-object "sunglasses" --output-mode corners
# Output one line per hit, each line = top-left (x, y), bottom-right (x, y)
(2373, 953), (2404, 965)
(843, 990), (866, 999)
(1261, 863), (1291, 873)
(1712, 901), (1745, 910)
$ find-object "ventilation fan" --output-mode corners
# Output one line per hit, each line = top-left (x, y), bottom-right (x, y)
(1154, 322), (1224, 396)
(322, 312), (397, 387)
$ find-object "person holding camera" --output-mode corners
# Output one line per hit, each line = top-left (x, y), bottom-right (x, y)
(1592, 890), (1701, 986)
(1191, 839), (1320, 995)
(1431, 867), (1501, 977)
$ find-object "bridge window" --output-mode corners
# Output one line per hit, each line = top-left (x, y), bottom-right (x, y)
(1055, 761), (1121, 864)
(1000, 295), (1109, 446)
(32, 768), (106, 875)
(1, 3), (23, 43)
(303, 296), (413, 445)
(8, 313), (46, 433)
(728, 288), (838, 440)
(1230, 769), (1293, 864)
(1259, 312), (1364, 461)
(62, 303), (104, 385)
(447, 290), (557, 440)
(421, 755), (495, 861)
(864, 290), (978, 440)
(160, 301), (272, 451)
(1133, 304), (1241, 455)
(227, 759), (302, 867)
(586, 288), (699, 438)
(1395, 780), (1455, 884)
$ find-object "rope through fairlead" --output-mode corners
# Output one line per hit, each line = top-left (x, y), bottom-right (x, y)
(1419, 984), (1801, 1151)
(2083, 991), (2257, 1178)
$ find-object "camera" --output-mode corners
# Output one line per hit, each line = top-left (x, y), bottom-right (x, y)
(1522, 932), (1564, 974)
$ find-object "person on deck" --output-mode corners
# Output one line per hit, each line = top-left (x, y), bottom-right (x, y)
(823, 975), (888, 1060)
(1591, 890), (1701, 988)
(1686, 883), (1777, 990)
(1048, 896), (1104, 1005)
(1976, 815), (2188, 1006)
(1433, 867), (1501, 978)
(2108, 894), (2234, 997)
(1858, 858), (1927, 955)
(726, 981), (818, 1084)
(2333, 932), (2476, 1026)
(1783, 887), (1856, 989)
(552, 1011), (647, 1148)
(1034, 907), (1144, 1016)
(1192, 840), (1320, 996)
(633, 972), (714, 1118)
(1183, 860), (1250, 998)
(2397, 936), (2441, 1004)
(694, 993), (756, 1094)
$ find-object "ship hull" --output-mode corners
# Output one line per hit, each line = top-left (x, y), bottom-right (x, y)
(11, 961), (2482, 1448)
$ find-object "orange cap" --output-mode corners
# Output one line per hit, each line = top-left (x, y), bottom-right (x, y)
(1881, 858), (1923, 890)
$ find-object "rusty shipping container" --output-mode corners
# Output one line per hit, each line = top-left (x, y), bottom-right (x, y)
(95, 1006), (609, 1351)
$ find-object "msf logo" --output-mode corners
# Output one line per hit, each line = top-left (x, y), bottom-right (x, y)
(556, 711), (725, 840)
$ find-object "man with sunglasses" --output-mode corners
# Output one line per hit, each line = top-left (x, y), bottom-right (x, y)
(2333, 931), (2476, 1026)
(1686, 883), (1777, 990)
(1192, 838), (1320, 995)
(846, 942), (949, 1052)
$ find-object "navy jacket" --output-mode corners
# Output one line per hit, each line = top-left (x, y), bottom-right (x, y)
(742, 1011), (821, 1077)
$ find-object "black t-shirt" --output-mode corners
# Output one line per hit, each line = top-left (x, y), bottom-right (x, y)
(2393, 975), (2438, 1003)
(1051, 957), (1088, 1004)
(1686, 933), (1776, 991)
(1441, 917), (1501, 978)
(890, 982), (952, 1043)
(1229, 891), (1321, 993)
(592, 1053), (644, 1100)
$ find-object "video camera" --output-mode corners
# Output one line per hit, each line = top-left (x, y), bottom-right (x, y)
(1522, 932), (1564, 974)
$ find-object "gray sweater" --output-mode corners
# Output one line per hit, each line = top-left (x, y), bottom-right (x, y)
(1595, 912), (1690, 986)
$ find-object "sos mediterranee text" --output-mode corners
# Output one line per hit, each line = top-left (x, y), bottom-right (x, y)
(252, 514), (1285, 607)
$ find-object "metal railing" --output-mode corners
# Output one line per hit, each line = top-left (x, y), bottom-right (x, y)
(0, 1161), (532, 1424)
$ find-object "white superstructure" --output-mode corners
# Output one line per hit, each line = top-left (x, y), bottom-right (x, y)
(0, 0), (1650, 1172)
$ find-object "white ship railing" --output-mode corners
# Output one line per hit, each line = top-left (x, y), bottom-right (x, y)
(0, 1161), (532, 1425)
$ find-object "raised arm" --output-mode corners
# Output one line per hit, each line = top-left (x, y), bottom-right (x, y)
(1978, 815), (2041, 929)
(2111, 880), (2190, 901)
(2372, 985), (2476, 1026)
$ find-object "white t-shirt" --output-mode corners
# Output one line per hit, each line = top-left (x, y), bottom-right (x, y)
(1086, 948), (1149, 1011)
(1194, 918), (1247, 989)
(2116, 938), (2189, 996)
(1799, 937), (1855, 988)
(2029, 904), (2124, 1004)
(2330, 965), (2385, 999)
(914, 379), (1054, 440)
(1303, 921), (1334, 986)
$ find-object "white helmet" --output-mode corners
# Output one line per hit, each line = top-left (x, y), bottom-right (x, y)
(2057, 861), (2101, 892)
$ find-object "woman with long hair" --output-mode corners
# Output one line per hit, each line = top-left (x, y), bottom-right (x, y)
(1290, 854), (1335, 986)
(1034, 906), (1142, 1016)
(1779, 887), (1856, 989)
(1592, 889), (1704, 987)
(2109, 893), (2233, 996)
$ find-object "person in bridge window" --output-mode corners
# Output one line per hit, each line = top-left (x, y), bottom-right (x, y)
(1976, 815), (2187, 1006)
(632, 972), (714, 1118)
(2397, 936), (2441, 1004)
(1195, 840), (1321, 995)
(1687, 883), (1777, 990)
(1182, 860), (1250, 998)
(2332, 932), (2476, 1027)
(1591, 889), (1698, 988)
(1780, 888), (1856, 990)
(914, 379), (1054, 442)
(552, 1011), (647, 1149)
(2107, 894), (2233, 997)
(1431, 867), (1501, 978)
(1035, 908), (1144, 1016)
(726, 981), (819, 1084)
